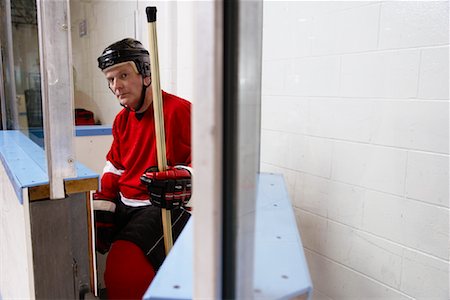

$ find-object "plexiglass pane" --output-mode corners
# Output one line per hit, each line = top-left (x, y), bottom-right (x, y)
(0, 0), (44, 146)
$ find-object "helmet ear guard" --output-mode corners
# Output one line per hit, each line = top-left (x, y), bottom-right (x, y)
(98, 38), (151, 77)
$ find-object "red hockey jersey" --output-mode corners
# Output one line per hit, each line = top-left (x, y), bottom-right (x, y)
(95, 91), (191, 207)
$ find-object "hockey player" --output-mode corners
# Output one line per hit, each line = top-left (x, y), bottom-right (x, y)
(94, 38), (192, 299)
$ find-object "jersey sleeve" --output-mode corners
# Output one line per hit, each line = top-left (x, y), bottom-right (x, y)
(93, 118), (124, 206)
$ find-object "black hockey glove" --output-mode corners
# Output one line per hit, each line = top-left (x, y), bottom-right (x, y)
(140, 166), (192, 210)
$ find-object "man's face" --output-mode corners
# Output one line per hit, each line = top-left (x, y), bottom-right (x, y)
(104, 62), (147, 109)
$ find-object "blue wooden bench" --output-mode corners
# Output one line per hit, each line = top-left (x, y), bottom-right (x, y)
(0, 130), (98, 203)
(144, 173), (312, 300)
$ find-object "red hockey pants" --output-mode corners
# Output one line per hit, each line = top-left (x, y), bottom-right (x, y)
(104, 240), (156, 299)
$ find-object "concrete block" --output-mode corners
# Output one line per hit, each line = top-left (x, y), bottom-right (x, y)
(400, 249), (449, 299)
(260, 130), (290, 168)
(289, 135), (333, 178)
(285, 56), (340, 97)
(379, 1), (449, 49)
(261, 96), (308, 135)
(371, 101), (449, 154)
(262, 60), (287, 96)
(331, 142), (407, 195)
(294, 173), (365, 228)
(341, 50), (420, 98)
(418, 46), (449, 100)
(362, 191), (449, 260)
(304, 249), (411, 300)
(406, 151), (449, 207)
(311, 3), (379, 55)
(309, 99), (375, 143)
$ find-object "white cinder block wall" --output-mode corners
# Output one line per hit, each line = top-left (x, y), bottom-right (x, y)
(261, 1), (449, 299)
(70, 0), (194, 125)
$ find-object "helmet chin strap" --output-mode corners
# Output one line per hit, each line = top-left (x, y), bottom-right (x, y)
(130, 77), (151, 112)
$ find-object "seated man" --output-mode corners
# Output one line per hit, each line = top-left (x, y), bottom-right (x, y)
(94, 38), (192, 299)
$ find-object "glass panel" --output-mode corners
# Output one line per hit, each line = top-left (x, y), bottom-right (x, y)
(69, 0), (140, 126)
(69, 1), (194, 126)
(0, 0), (43, 147)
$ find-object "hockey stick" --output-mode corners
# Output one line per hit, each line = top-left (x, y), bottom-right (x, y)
(146, 6), (173, 254)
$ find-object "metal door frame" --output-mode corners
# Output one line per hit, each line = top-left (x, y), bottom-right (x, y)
(193, 0), (263, 298)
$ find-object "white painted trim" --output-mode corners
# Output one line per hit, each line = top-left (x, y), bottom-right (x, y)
(193, 2), (223, 299)
(89, 191), (98, 297)
(36, 0), (76, 199)
(22, 188), (36, 299)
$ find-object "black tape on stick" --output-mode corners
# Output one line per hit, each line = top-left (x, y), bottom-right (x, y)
(146, 6), (157, 23)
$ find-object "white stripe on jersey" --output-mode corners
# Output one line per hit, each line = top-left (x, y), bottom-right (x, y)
(93, 199), (117, 212)
(103, 161), (124, 176)
(120, 193), (151, 207)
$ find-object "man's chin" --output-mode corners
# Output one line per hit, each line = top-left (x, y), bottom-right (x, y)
(119, 99), (131, 106)
(120, 100), (139, 110)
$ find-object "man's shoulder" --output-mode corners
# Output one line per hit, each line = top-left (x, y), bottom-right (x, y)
(162, 91), (191, 107)
(113, 108), (129, 124)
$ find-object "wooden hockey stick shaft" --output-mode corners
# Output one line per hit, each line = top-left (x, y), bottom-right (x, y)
(146, 6), (173, 254)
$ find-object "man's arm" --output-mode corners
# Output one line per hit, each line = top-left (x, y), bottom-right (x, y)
(93, 123), (124, 254)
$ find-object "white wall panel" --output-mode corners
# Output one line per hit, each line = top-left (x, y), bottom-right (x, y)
(263, 2), (299, 60)
(260, 129), (290, 168)
(418, 46), (449, 100)
(294, 173), (365, 228)
(74, 135), (113, 175)
(0, 163), (34, 298)
(311, 3), (380, 55)
(261, 59), (287, 96)
(406, 151), (449, 207)
(288, 135), (333, 178)
(341, 50), (419, 98)
(309, 99), (375, 143)
(298, 210), (404, 289)
(285, 56), (340, 97)
(304, 249), (411, 300)
(261, 96), (308, 135)
(261, 1), (449, 299)
(362, 191), (449, 260)
(331, 142), (407, 195)
(400, 249), (449, 299)
(371, 101), (449, 154)
(379, 1), (449, 49)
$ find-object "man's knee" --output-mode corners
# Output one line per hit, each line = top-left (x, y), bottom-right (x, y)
(104, 240), (155, 299)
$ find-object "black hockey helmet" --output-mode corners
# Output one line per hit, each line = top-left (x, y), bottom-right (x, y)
(97, 38), (151, 77)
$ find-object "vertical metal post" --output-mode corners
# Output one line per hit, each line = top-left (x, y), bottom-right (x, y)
(194, 0), (262, 298)
(168, 1), (178, 95)
(223, 0), (263, 299)
(193, 1), (224, 299)
(36, 0), (76, 199)
(0, 46), (7, 130)
(235, 0), (263, 298)
(0, 0), (19, 130)
(222, 0), (239, 298)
